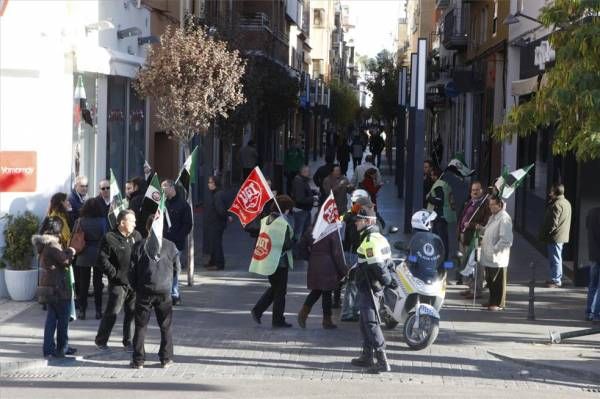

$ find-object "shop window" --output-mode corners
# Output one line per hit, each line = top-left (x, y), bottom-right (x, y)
(128, 85), (146, 180)
(72, 73), (99, 190)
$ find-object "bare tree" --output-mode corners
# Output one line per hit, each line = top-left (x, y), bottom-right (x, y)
(134, 22), (245, 285)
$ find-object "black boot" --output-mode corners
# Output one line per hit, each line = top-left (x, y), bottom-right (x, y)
(350, 346), (374, 368)
(368, 350), (391, 374)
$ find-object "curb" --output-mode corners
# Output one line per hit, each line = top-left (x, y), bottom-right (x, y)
(0, 358), (48, 376)
(488, 350), (600, 384)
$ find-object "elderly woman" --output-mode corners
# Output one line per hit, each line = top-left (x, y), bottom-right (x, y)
(297, 219), (348, 329)
(33, 217), (77, 358)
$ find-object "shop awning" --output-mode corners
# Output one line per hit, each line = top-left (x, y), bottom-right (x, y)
(75, 47), (145, 78)
(511, 75), (539, 96)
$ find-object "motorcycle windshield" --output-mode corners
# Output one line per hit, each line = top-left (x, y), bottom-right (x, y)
(407, 232), (445, 284)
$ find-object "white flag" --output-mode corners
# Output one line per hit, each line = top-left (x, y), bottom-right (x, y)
(312, 191), (341, 243)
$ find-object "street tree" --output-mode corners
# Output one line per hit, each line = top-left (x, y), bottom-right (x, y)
(366, 50), (400, 170)
(494, 0), (600, 161)
(329, 79), (359, 133)
(134, 22), (245, 285)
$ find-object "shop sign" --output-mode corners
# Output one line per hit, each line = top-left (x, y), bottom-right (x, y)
(0, 151), (37, 192)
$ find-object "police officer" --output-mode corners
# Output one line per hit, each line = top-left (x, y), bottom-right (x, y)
(350, 206), (395, 374)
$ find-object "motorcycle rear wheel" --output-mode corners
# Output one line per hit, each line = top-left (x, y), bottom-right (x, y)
(403, 312), (439, 350)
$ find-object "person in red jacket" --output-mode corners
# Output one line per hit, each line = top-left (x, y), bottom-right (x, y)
(359, 168), (381, 208)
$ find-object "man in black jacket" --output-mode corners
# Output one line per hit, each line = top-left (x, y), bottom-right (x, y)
(129, 216), (180, 369)
(127, 177), (148, 237)
(291, 165), (315, 246)
(161, 179), (193, 305)
(95, 209), (142, 351)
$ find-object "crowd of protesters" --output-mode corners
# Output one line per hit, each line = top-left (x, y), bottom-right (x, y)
(34, 125), (600, 375)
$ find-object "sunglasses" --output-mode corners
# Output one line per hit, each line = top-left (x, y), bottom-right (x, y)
(80, 185), (88, 188)
(100, 187), (110, 191)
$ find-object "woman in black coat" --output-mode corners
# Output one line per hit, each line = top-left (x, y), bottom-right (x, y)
(203, 176), (230, 271)
(297, 222), (348, 329)
(73, 198), (108, 320)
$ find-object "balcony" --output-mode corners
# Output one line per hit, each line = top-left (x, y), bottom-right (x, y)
(436, 0), (450, 9)
(442, 6), (468, 50)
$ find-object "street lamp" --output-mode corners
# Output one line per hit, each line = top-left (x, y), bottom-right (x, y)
(503, 12), (542, 25)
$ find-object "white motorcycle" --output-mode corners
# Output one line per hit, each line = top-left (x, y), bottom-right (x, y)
(379, 210), (452, 350)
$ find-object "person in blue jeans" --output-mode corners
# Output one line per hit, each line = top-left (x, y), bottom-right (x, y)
(585, 207), (600, 321)
(33, 216), (77, 358)
(539, 184), (572, 288)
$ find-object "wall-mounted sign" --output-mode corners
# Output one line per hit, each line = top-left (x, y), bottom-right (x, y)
(0, 151), (37, 192)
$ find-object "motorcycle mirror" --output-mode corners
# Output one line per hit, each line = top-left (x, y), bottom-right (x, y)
(443, 261), (454, 270)
(388, 226), (399, 234)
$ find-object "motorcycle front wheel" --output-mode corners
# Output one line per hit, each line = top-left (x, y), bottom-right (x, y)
(403, 312), (439, 350)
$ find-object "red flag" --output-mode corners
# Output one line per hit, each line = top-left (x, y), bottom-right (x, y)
(229, 167), (274, 227)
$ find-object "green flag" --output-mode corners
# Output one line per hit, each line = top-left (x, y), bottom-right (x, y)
(494, 164), (534, 199)
(176, 146), (199, 196)
(141, 173), (161, 222)
(108, 169), (129, 229)
(144, 190), (166, 260)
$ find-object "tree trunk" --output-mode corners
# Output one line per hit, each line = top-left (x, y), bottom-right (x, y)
(183, 144), (195, 286)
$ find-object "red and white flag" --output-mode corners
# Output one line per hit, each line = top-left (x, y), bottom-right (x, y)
(229, 166), (274, 227)
(312, 191), (341, 243)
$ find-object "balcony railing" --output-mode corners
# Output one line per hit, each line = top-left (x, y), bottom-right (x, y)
(442, 6), (468, 50)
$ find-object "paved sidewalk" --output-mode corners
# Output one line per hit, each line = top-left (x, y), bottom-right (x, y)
(0, 157), (599, 397)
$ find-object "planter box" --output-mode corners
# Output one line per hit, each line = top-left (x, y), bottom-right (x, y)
(0, 269), (9, 298)
(5, 269), (38, 301)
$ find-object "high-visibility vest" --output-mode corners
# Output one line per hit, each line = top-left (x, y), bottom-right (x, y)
(357, 231), (392, 266)
(427, 179), (456, 224)
(249, 215), (293, 276)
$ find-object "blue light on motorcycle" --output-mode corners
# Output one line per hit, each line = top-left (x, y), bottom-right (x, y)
(443, 261), (454, 269)
(408, 255), (417, 263)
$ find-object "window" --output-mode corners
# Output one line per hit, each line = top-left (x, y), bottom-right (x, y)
(492, 0), (498, 36)
(313, 59), (321, 76)
(313, 8), (324, 26)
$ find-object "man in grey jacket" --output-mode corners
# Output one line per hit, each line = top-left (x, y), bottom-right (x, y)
(540, 184), (572, 288)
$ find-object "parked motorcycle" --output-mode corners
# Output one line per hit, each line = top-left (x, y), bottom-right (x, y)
(379, 210), (453, 350)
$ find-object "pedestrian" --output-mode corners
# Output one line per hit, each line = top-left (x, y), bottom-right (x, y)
(73, 198), (108, 320)
(340, 190), (373, 322)
(129, 215), (180, 369)
(203, 176), (231, 271)
(47, 193), (72, 248)
(369, 131), (385, 168)
(351, 134), (364, 170)
(284, 138), (305, 195)
(359, 168), (381, 208)
(350, 206), (395, 374)
(239, 140), (259, 180)
(161, 179), (193, 305)
(250, 195), (295, 328)
(95, 179), (111, 217)
(322, 164), (351, 213)
(325, 129), (338, 163)
(351, 154), (381, 189)
(68, 175), (88, 227)
(423, 160), (434, 207)
(585, 207), (600, 322)
(95, 209), (142, 351)
(33, 216), (77, 358)
(291, 165), (316, 243)
(126, 177), (147, 237)
(539, 184), (572, 288)
(431, 136), (444, 168)
(313, 160), (334, 204)
(297, 220), (348, 329)
(479, 196), (513, 311)
(457, 181), (491, 296)
(426, 167), (456, 261)
(337, 134), (351, 176)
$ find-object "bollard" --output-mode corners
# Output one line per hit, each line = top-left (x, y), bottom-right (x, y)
(527, 262), (536, 320)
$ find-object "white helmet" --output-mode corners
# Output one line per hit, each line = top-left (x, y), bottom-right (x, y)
(351, 189), (370, 203)
(411, 210), (437, 232)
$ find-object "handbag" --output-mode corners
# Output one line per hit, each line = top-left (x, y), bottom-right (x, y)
(69, 219), (85, 254)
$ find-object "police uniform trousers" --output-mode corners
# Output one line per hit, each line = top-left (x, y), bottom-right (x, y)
(357, 286), (385, 351)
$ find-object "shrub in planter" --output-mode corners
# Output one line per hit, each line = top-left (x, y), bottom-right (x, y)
(1, 212), (40, 301)
(1, 212), (40, 270)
